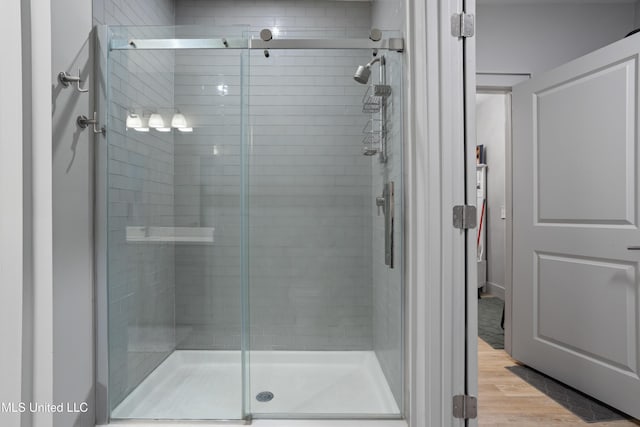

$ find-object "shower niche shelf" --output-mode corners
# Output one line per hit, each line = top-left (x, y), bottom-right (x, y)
(125, 226), (215, 244)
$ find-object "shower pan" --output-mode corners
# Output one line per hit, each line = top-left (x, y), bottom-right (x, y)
(97, 24), (404, 423)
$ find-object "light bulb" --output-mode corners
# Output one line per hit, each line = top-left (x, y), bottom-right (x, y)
(171, 113), (187, 128)
(156, 127), (171, 132)
(148, 113), (165, 129)
(126, 114), (142, 129)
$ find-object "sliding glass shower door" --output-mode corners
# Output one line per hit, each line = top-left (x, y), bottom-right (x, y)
(105, 25), (249, 421)
(246, 40), (403, 417)
(103, 26), (403, 422)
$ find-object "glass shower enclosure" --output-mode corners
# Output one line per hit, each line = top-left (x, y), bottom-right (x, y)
(100, 25), (404, 422)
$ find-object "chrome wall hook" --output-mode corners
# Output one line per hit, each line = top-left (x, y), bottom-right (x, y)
(58, 68), (89, 93)
(77, 112), (105, 136)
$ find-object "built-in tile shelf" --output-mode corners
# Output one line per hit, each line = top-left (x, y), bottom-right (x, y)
(126, 226), (214, 244)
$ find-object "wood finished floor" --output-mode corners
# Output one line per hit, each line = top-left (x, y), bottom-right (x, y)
(478, 338), (640, 427)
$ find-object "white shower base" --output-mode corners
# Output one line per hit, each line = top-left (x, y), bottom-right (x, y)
(112, 350), (400, 420)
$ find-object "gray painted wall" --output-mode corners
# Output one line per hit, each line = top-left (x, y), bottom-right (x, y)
(476, 94), (507, 296)
(636, 0), (640, 28)
(51, 0), (94, 425)
(477, 2), (637, 76)
(0, 3), (26, 427)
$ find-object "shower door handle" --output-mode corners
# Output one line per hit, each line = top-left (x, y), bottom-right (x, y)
(380, 182), (394, 268)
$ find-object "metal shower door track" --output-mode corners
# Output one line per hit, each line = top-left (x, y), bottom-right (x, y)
(110, 37), (404, 51)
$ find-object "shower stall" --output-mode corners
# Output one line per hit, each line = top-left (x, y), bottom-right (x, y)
(98, 24), (404, 422)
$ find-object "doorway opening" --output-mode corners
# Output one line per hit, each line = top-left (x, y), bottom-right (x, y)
(475, 90), (509, 350)
(475, 77), (640, 425)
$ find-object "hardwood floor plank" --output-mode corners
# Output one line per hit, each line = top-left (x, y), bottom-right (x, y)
(477, 338), (640, 427)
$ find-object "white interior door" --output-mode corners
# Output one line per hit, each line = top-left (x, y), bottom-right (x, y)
(512, 34), (640, 418)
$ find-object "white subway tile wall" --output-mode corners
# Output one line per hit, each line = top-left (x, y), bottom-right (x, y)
(172, 0), (376, 352)
(172, 40), (246, 351)
(98, 0), (404, 412)
(95, 0), (177, 411)
(247, 49), (374, 351)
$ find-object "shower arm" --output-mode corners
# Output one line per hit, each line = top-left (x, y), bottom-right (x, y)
(365, 57), (381, 70)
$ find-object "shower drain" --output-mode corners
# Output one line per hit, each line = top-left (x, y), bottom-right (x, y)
(256, 391), (274, 402)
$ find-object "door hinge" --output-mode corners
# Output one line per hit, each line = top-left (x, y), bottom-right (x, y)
(451, 13), (475, 38)
(453, 205), (477, 229)
(453, 395), (478, 419)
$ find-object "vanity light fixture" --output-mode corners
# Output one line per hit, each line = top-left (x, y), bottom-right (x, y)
(126, 113), (149, 132)
(171, 113), (188, 129)
(171, 112), (193, 132)
(148, 113), (165, 129)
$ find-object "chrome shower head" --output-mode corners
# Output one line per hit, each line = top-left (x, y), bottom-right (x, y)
(353, 57), (381, 85)
(353, 65), (371, 84)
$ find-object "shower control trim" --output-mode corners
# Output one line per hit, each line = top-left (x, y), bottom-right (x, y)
(377, 182), (394, 268)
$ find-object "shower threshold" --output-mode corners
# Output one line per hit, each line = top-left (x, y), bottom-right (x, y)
(111, 350), (400, 420)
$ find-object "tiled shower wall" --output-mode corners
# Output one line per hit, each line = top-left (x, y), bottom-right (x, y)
(371, 0), (406, 407)
(94, 0), (174, 29)
(173, 0), (376, 350)
(98, 0), (404, 410)
(95, 0), (177, 411)
(371, 52), (403, 407)
(172, 41), (246, 349)
(246, 47), (374, 350)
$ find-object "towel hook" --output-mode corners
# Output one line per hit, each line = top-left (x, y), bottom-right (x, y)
(77, 112), (105, 136)
(58, 68), (89, 93)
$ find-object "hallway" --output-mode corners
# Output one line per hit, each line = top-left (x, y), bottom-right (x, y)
(478, 339), (640, 426)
